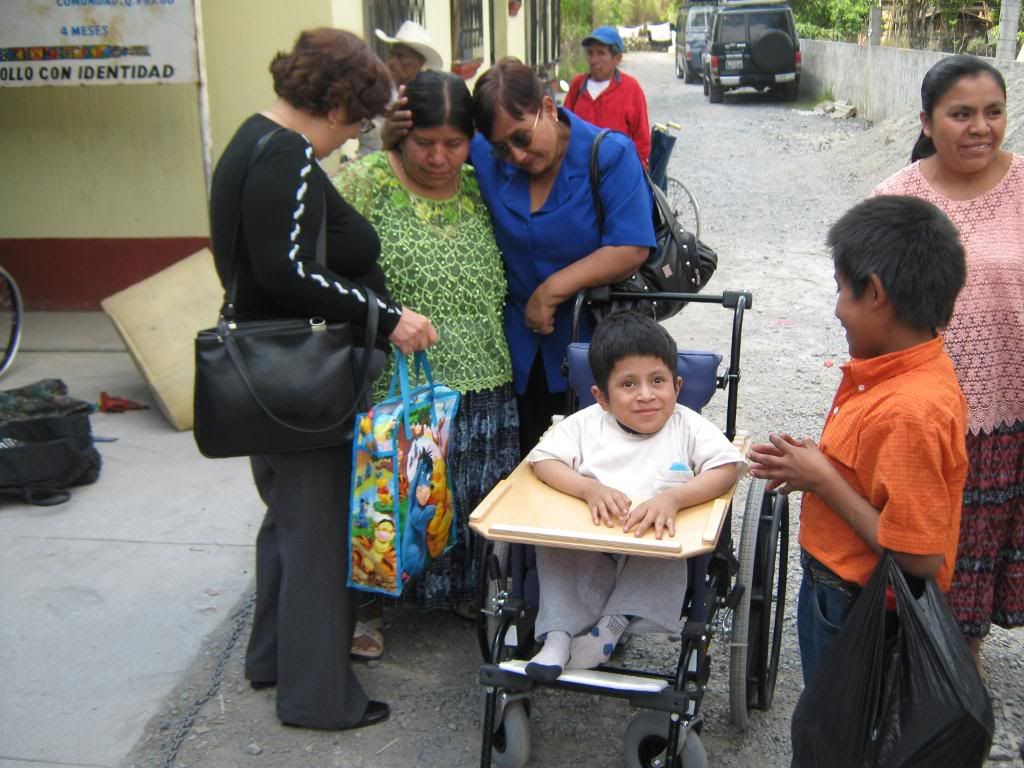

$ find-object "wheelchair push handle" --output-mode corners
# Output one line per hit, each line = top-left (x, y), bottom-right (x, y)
(570, 288), (753, 344)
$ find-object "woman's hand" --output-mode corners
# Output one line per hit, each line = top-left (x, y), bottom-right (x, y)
(388, 308), (439, 355)
(380, 86), (411, 150)
(525, 280), (562, 335)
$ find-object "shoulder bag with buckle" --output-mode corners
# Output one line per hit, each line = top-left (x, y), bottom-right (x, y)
(193, 128), (383, 458)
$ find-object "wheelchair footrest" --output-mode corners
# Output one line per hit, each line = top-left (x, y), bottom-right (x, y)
(497, 660), (670, 694)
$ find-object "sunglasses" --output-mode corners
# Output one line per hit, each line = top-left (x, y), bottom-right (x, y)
(490, 109), (542, 161)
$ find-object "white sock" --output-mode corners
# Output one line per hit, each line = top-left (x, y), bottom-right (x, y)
(567, 615), (628, 669)
(525, 631), (570, 682)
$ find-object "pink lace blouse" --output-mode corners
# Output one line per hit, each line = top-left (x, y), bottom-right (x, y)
(873, 154), (1024, 435)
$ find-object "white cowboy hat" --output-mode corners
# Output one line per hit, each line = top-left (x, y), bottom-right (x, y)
(374, 21), (444, 71)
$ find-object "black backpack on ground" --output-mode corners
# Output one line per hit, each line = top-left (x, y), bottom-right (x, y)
(0, 379), (102, 506)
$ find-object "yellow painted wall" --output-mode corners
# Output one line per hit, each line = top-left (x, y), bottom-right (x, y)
(491, 0), (510, 60)
(507, 4), (527, 60)
(331, 0), (364, 33)
(0, 0), (346, 240)
(0, 0), (543, 241)
(424, 0), (454, 71)
(203, 0), (335, 169)
(0, 82), (206, 238)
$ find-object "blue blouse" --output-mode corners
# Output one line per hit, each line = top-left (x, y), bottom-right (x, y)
(471, 109), (656, 395)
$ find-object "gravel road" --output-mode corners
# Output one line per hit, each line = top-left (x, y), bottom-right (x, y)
(124, 50), (1024, 768)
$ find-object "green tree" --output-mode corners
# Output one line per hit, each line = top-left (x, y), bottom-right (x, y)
(792, 0), (873, 38)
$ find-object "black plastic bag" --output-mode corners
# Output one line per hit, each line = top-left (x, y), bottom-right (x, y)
(791, 552), (993, 768)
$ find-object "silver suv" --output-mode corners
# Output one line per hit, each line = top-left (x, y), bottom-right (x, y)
(675, 4), (714, 83)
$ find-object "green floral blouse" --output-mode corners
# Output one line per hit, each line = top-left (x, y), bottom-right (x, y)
(334, 152), (512, 396)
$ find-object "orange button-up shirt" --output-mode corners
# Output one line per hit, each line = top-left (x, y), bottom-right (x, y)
(799, 335), (968, 591)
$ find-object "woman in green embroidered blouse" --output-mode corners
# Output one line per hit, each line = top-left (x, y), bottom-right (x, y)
(334, 71), (519, 636)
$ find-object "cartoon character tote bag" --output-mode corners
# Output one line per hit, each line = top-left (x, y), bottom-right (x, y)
(348, 352), (460, 596)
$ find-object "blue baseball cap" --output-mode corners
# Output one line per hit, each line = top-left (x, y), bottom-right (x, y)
(582, 25), (624, 54)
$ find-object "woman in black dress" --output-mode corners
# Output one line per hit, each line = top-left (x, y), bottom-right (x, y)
(208, 28), (436, 730)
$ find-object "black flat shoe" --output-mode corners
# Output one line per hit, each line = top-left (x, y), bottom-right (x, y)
(282, 701), (391, 731)
(350, 700), (390, 729)
(249, 679), (276, 690)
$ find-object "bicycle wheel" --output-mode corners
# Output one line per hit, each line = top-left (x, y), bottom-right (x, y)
(0, 266), (23, 378)
(665, 177), (702, 242)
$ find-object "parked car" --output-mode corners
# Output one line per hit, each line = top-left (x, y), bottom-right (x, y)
(702, 0), (801, 103)
(675, 4), (714, 83)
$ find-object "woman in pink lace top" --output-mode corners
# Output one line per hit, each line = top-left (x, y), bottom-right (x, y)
(873, 55), (1023, 672)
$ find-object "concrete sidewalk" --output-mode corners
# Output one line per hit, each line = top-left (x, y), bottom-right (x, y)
(0, 312), (261, 768)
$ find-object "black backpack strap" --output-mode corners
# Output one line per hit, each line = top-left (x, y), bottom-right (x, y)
(588, 129), (610, 231)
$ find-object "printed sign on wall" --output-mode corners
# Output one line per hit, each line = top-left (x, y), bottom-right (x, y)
(0, 0), (198, 87)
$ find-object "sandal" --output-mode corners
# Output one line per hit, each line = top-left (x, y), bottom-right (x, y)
(351, 621), (384, 660)
(357, 598), (384, 632)
(453, 598), (480, 622)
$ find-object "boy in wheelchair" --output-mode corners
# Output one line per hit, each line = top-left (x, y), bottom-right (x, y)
(523, 312), (745, 682)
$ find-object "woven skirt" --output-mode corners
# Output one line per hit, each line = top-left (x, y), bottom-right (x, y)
(948, 420), (1024, 637)
(399, 384), (520, 611)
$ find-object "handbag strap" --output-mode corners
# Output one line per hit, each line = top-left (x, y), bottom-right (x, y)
(588, 129), (610, 231)
(590, 129), (670, 233)
(221, 290), (380, 434)
(222, 128), (329, 319)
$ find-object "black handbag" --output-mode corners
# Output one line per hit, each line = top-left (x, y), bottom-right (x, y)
(193, 129), (383, 459)
(588, 129), (717, 321)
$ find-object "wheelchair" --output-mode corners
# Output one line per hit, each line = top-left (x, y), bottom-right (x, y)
(649, 122), (702, 243)
(0, 265), (23, 378)
(470, 289), (789, 768)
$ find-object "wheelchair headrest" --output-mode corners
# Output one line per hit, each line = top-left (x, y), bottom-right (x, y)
(567, 342), (723, 413)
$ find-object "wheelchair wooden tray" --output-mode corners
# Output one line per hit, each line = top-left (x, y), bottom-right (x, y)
(469, 433), (749, 559)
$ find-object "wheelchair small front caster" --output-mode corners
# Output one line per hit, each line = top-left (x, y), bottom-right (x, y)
(491, 699), (530, 768)
(623, 711), (707, 768)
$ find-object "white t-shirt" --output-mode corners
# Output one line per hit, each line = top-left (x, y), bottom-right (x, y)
(527, 403), (743, 503)
(586, 78), (612, 100)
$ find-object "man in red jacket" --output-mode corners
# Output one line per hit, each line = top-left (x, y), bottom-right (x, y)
(564, 26), (651, 167)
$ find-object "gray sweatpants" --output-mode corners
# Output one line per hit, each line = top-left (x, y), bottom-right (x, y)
(534, 546), (689, 639)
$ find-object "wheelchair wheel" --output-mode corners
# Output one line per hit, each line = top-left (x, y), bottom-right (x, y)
(623, 711), (707, 768)
(729, 478), (764, 730)
(0, 266), (23, 378)
(491, 700), (530, 768)
(749, 489), (789, 710)
(664, 177), (702, 243)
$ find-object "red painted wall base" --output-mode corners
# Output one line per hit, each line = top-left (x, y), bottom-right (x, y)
(1, 237), (211, 310)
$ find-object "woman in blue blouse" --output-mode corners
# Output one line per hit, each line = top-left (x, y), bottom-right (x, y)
(471, 58), (656, 453)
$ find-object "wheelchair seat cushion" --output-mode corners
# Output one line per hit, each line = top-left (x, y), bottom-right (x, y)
(567, 343), (722, 413)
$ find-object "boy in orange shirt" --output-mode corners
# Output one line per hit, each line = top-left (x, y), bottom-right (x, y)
(748, 195), (968, 683)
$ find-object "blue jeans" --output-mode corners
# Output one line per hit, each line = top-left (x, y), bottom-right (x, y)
(797, 563), (857, 685)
